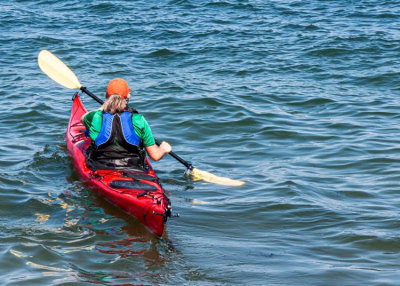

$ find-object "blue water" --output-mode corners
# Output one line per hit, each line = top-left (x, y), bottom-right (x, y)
(1, 0), (400, 284)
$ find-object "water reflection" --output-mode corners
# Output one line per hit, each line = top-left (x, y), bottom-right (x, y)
(61, 182), (176, 283)
(6, 183), (177, 285)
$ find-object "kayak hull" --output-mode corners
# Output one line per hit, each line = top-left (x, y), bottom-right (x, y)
(66, 93), (170, 237)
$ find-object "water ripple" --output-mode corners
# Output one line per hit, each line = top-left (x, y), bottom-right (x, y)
(1, 0), (400, 284)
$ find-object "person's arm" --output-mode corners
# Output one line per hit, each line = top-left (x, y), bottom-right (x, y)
(80, 112), (89, 124)
(81, 107), (102, 124)
(137, 115), (171, 161)
(145, 141), (172, 161)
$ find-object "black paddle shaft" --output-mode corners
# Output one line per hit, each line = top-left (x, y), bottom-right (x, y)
(80, 86), (104, 105)
(79, 87), (194, 170)
(155, 139), (193, 170)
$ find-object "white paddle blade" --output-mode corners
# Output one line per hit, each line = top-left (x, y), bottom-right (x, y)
(191, 199), (212, 205)
(38, 50), (81, 90)
(191, 168), (245, 187)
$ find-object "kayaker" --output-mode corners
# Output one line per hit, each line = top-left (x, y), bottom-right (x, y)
(81, 78), (171, 170)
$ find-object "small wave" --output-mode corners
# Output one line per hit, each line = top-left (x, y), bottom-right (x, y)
(190, 29), (223, 39)
(287, 97), (335, 107)
(348, 11), (400, 19)
(168, 0), (196, 7)
(205, 1), (259, 11)
(143, 48), (187, 58)
(98, 49), (131, 56)
(88, 2), (119, 12)
(236, 68), (267, 76)
(307, 47), (352, 57)
(350, 72), (400, 87)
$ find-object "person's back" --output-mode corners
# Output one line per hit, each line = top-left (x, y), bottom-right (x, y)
(81, 78), (171, 170)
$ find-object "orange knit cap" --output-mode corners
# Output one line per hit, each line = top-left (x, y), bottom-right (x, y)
(106, 78), (130, 99)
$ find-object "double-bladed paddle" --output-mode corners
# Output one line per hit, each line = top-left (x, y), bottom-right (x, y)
(38, 50), (245, 186)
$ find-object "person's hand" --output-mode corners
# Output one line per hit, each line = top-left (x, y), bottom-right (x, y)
(160, 141), (172, 153)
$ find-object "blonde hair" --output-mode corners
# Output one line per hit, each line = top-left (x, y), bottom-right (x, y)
(101, 94), (128, 114)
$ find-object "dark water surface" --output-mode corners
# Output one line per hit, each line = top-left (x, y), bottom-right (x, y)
(1, 0), (400, 284)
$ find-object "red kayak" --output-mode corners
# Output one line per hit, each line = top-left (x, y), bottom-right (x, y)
(66, 93), (172, 236)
